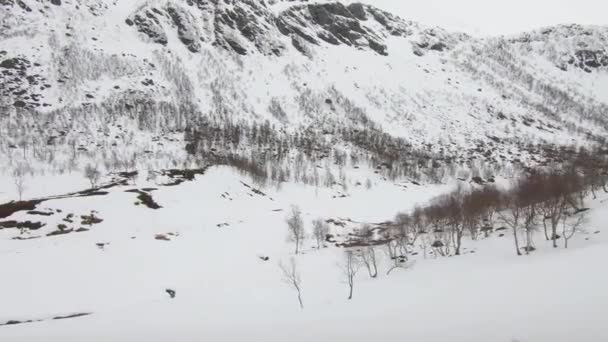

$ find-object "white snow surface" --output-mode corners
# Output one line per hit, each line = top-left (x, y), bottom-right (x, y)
(0, 167), (606, 341)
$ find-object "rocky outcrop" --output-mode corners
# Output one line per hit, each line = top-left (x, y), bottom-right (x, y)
(126, 8), (168, 46)
(277, 3), (391, 55)
(166, 6), (202, 53)
(0, 55), (49, 109)
(123, 1), (447, 57)
(212, 0), (285, 56)
(571, 49), (608, 72)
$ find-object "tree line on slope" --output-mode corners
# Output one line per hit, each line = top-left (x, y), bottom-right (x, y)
(184, 118), (504, 188)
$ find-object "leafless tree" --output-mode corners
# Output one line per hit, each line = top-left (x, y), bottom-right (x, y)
(84, 164), (101, 188)
(286, 205), (305, 254)
(540, 174), (569, 248)
(444, 194), (467, 256)
(340, 250), (360, 300)
(561, 211), (586, 249)
(13, 164), (28, 201)
(279, 258), (304, 309)
(498, 193), (523, 256)
(393, 213), (412, 256)
(521, 204), (538, 254)
(312, 219), (329, 249)
(360, 246), (378, 278)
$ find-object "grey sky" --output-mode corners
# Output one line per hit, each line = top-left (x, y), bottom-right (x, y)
(345, 0), (607, 35)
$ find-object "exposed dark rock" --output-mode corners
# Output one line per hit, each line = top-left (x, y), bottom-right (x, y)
(155, 234), (170, 241)
(166, 6), (201, 52)
(0, 57), (29, 70)
(52, 313), (91, 320)
(27, 210), (54, 216)
(0, 200), (44, 219)
(133, 190), (162, 209)
(47, 228), (74, 237)
(161, 168), (208, 186)
(81, 213), (103, 225)
(431, 240), (445, 248)
(573, 50), (608, 71)
(129, 9), (168, 45)
(347, 3), (367, 20)
(0, 220), (45, 230)
(276, 3), (403, 56)
(429, 42), (447, 51)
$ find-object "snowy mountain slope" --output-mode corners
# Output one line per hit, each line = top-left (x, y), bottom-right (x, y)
(1, 0), (608, 177)
(2, 2), (608, 340)
(0, 166), (606, 342)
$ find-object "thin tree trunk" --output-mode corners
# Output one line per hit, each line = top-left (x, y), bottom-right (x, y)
(551, 220), (558, 248)
(542, 219), (550, 241)
(525, 229), (532, 255)
(295, 284), (303, 309)
(371, 249), (377, 278)
(512, 226), (521, 256)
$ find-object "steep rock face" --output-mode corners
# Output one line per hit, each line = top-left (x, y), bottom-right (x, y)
(274, 2), (461, 57)
(126, 8), (169, 46)
(121, 1), (459, 57)
(210, 0), (285, 56)
(165, 5), (202, 52)
(124, 0), (285, 56)
(277, 3), (391, 55)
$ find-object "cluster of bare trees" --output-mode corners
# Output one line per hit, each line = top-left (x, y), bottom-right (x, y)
(281, 207), (331, 308)
(274, 149), (608, 307)
(285, 206), (329, 255)
(184, 117), (495, 189)
(389, 169), (590, 258)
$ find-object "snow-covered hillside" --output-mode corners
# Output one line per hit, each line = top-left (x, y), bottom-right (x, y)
(0, 167), (606, 342)
(1, 0), (608, 177)
(1, 1), (608, 341)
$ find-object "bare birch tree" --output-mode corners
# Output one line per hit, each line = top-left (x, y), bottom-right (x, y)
(13, 164), (27, 201)
(340, 250), (360, 300)
(360, 246), (378, 278)
(84, 164), (101, 188)
(286, 205), (305, 254)
(279, 258), (304, 309)
(498, 194), (523, 256)
(312, 218), (329, 249)
(561, 212), (586, 249)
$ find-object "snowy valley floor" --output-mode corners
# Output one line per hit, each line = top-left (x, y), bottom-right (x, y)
(0, 166), (607, 342)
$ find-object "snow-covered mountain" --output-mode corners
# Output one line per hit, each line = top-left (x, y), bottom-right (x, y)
(3, 2), (608, 341)
(1, 0), (608, 176)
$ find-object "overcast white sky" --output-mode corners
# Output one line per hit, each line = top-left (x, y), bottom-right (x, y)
(343, 0), (607, 36)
